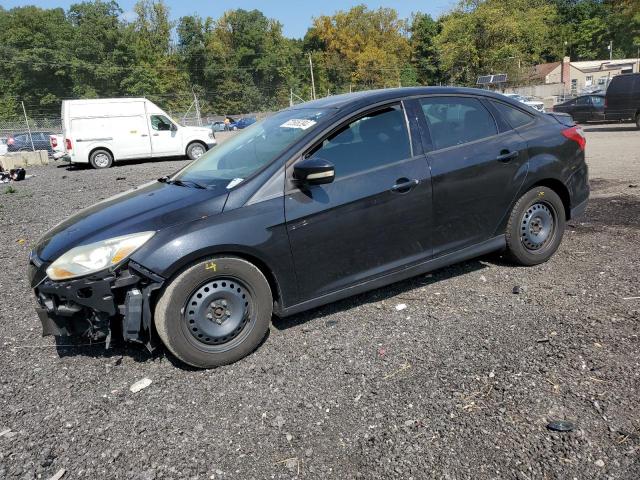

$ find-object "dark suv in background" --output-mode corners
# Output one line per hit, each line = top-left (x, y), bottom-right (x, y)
(605, 73), (640, 128)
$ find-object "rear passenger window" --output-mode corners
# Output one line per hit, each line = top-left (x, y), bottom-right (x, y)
(308, 105), (411, 177)
(419, 97), (497, 150)
(491, 101), (534, 129)
(591, 96), (604, 107)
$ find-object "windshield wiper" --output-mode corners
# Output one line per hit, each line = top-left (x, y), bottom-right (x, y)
(158, 176), (208, 189)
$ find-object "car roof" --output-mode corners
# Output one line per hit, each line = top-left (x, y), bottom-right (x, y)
(289, 86), (524, 111)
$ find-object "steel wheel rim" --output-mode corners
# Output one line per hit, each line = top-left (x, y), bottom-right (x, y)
(94, 153), (110, 168)
(191, 145), (205, 158)
(182, 277), (254, 350)
(521, 201), (556, 251)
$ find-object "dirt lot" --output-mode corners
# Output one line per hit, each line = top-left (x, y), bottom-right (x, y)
(0, 124), (639, 479)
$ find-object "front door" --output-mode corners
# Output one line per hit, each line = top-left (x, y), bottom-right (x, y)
(149, 114), (182, 156)
(285, 103), (432, 300)
(417, 96), (529, 256)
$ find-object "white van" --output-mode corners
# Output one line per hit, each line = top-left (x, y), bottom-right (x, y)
(61, 98), (215, 168)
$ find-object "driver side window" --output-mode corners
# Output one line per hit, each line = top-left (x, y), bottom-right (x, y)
(151, 115), (173, 131)
(307, 105), (411, 178)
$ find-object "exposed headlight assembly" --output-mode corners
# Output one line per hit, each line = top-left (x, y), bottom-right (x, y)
(46, 231), (155, 281)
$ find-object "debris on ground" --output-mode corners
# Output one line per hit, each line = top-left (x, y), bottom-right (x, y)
(47, 468), (66, 480)
(547, 420), (575, 432)
(129, 378), (152, 393)
(395, 303), (407, 311)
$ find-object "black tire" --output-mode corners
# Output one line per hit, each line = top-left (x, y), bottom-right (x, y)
(505, 186), (566, 266)
(89, 149), (113, 169)
(186, 142), (206, 160)
(635, 113), (640, 130)
(155, 256), (273, 368)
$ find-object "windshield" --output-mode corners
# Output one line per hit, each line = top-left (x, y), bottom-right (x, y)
(173, 108), (330, 188)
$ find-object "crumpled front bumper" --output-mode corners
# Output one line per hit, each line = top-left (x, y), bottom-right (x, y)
(28, 254), (164, 350)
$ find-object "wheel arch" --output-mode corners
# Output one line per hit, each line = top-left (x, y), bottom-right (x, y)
(159, 249), (284, 312)
(530, 178), (571, 220)
(89, 146), (114, 163)
(186, 140), (208, 156)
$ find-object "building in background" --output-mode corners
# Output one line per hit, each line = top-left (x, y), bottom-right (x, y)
(542, 57), (640, 94)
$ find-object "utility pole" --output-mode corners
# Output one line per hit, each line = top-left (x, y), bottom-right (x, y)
(308, 52), (316, 101)
(21, 101), (35, 152)
(608, 40), (613, 61)
(192, 87), (202, 127)
(290, 89), (293, 107)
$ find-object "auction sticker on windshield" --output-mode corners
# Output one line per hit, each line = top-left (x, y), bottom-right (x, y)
(280, 119), (317, 130)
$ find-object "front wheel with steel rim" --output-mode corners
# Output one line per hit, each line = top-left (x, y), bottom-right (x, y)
(186, 142), (206, 160)
(155, 257), (273, 368)
(505, 186), (566, 266)
(89, 149), (113, 169)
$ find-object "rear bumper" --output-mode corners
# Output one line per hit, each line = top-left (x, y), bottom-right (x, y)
(28, 256), (164, 349)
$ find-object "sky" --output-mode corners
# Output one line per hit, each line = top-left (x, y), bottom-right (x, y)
(1, 0), (456, 38)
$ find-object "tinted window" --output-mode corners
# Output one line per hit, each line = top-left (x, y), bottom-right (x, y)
(591, 96), (605, 107)
(576, 96), (591, 106)
(309, 105), (411, 177)
(491, 101), (534, 129)
(14, 134), (27, 142)
(419, 97), (497, 150)
(150, 115), (173, 131)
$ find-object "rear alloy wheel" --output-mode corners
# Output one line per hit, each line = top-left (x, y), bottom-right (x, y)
(186, 142), (206, 160)
(505, 186), (566, 266)
(155, 257), (273, 368)
(89, 149), (113, 169)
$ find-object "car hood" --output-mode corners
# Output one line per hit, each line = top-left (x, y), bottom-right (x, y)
(35, 180), (229, 262)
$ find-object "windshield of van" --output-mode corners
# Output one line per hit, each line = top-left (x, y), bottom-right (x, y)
(171, 108), (330, 188)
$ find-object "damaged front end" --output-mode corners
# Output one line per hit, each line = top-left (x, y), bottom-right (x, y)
(29, 254), (164, 351)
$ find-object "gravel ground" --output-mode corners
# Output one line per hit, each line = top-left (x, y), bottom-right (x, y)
(0, 124), (639, 479)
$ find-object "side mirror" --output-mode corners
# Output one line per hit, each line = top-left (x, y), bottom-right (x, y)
(170, 123), (178, 132)
(293, 157), (335, 185)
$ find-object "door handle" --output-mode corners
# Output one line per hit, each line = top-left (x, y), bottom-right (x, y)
(152, 133), (159, 137)
(496, 150), (519, 162)
(141, 134), (148, 137)
(391, 178), (419, 193)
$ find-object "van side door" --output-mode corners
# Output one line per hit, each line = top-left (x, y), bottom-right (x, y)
(149, 115), (183, 157)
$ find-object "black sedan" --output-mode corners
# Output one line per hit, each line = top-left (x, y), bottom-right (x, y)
(551, 95), (605, 123)
(29, 87), (589, 368)
(7, 131), (55, 155)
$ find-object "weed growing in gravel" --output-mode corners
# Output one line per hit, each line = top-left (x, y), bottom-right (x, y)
(3, 185), (17, 194)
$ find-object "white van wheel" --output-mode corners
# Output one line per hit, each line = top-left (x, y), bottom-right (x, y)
(90, 149), (113, 169)
(187, 142), (206, 160)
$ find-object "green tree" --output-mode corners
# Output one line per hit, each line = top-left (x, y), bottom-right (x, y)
(410, 13), (443, 85)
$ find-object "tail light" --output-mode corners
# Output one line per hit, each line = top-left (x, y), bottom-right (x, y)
(7, 136), (14, 145)
(50, 136), (58, 148)
(65, 138), (72, 150)
(604, 97), (608, 108)
(562, 126), (586, 151)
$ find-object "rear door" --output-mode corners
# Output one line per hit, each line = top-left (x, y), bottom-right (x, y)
(149, 114), (182, 157)
(417, 96), (529, 256)
(606, 74), (639, 120)
(285, 102), (433, 300)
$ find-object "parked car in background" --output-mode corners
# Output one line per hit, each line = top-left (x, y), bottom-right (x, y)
(0, 137), (7, 156)
(604, 73), (640, 128)
(29, 87), (589, 368)
(502, 93), (545, 112)
(61, 98), (216, 169)
(551, 95), (605, 123)
(211, 121), (226, 132)
(236, 117), (257, 129)
(7, 131), (54, 155)
(226, 117), (238, 130)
